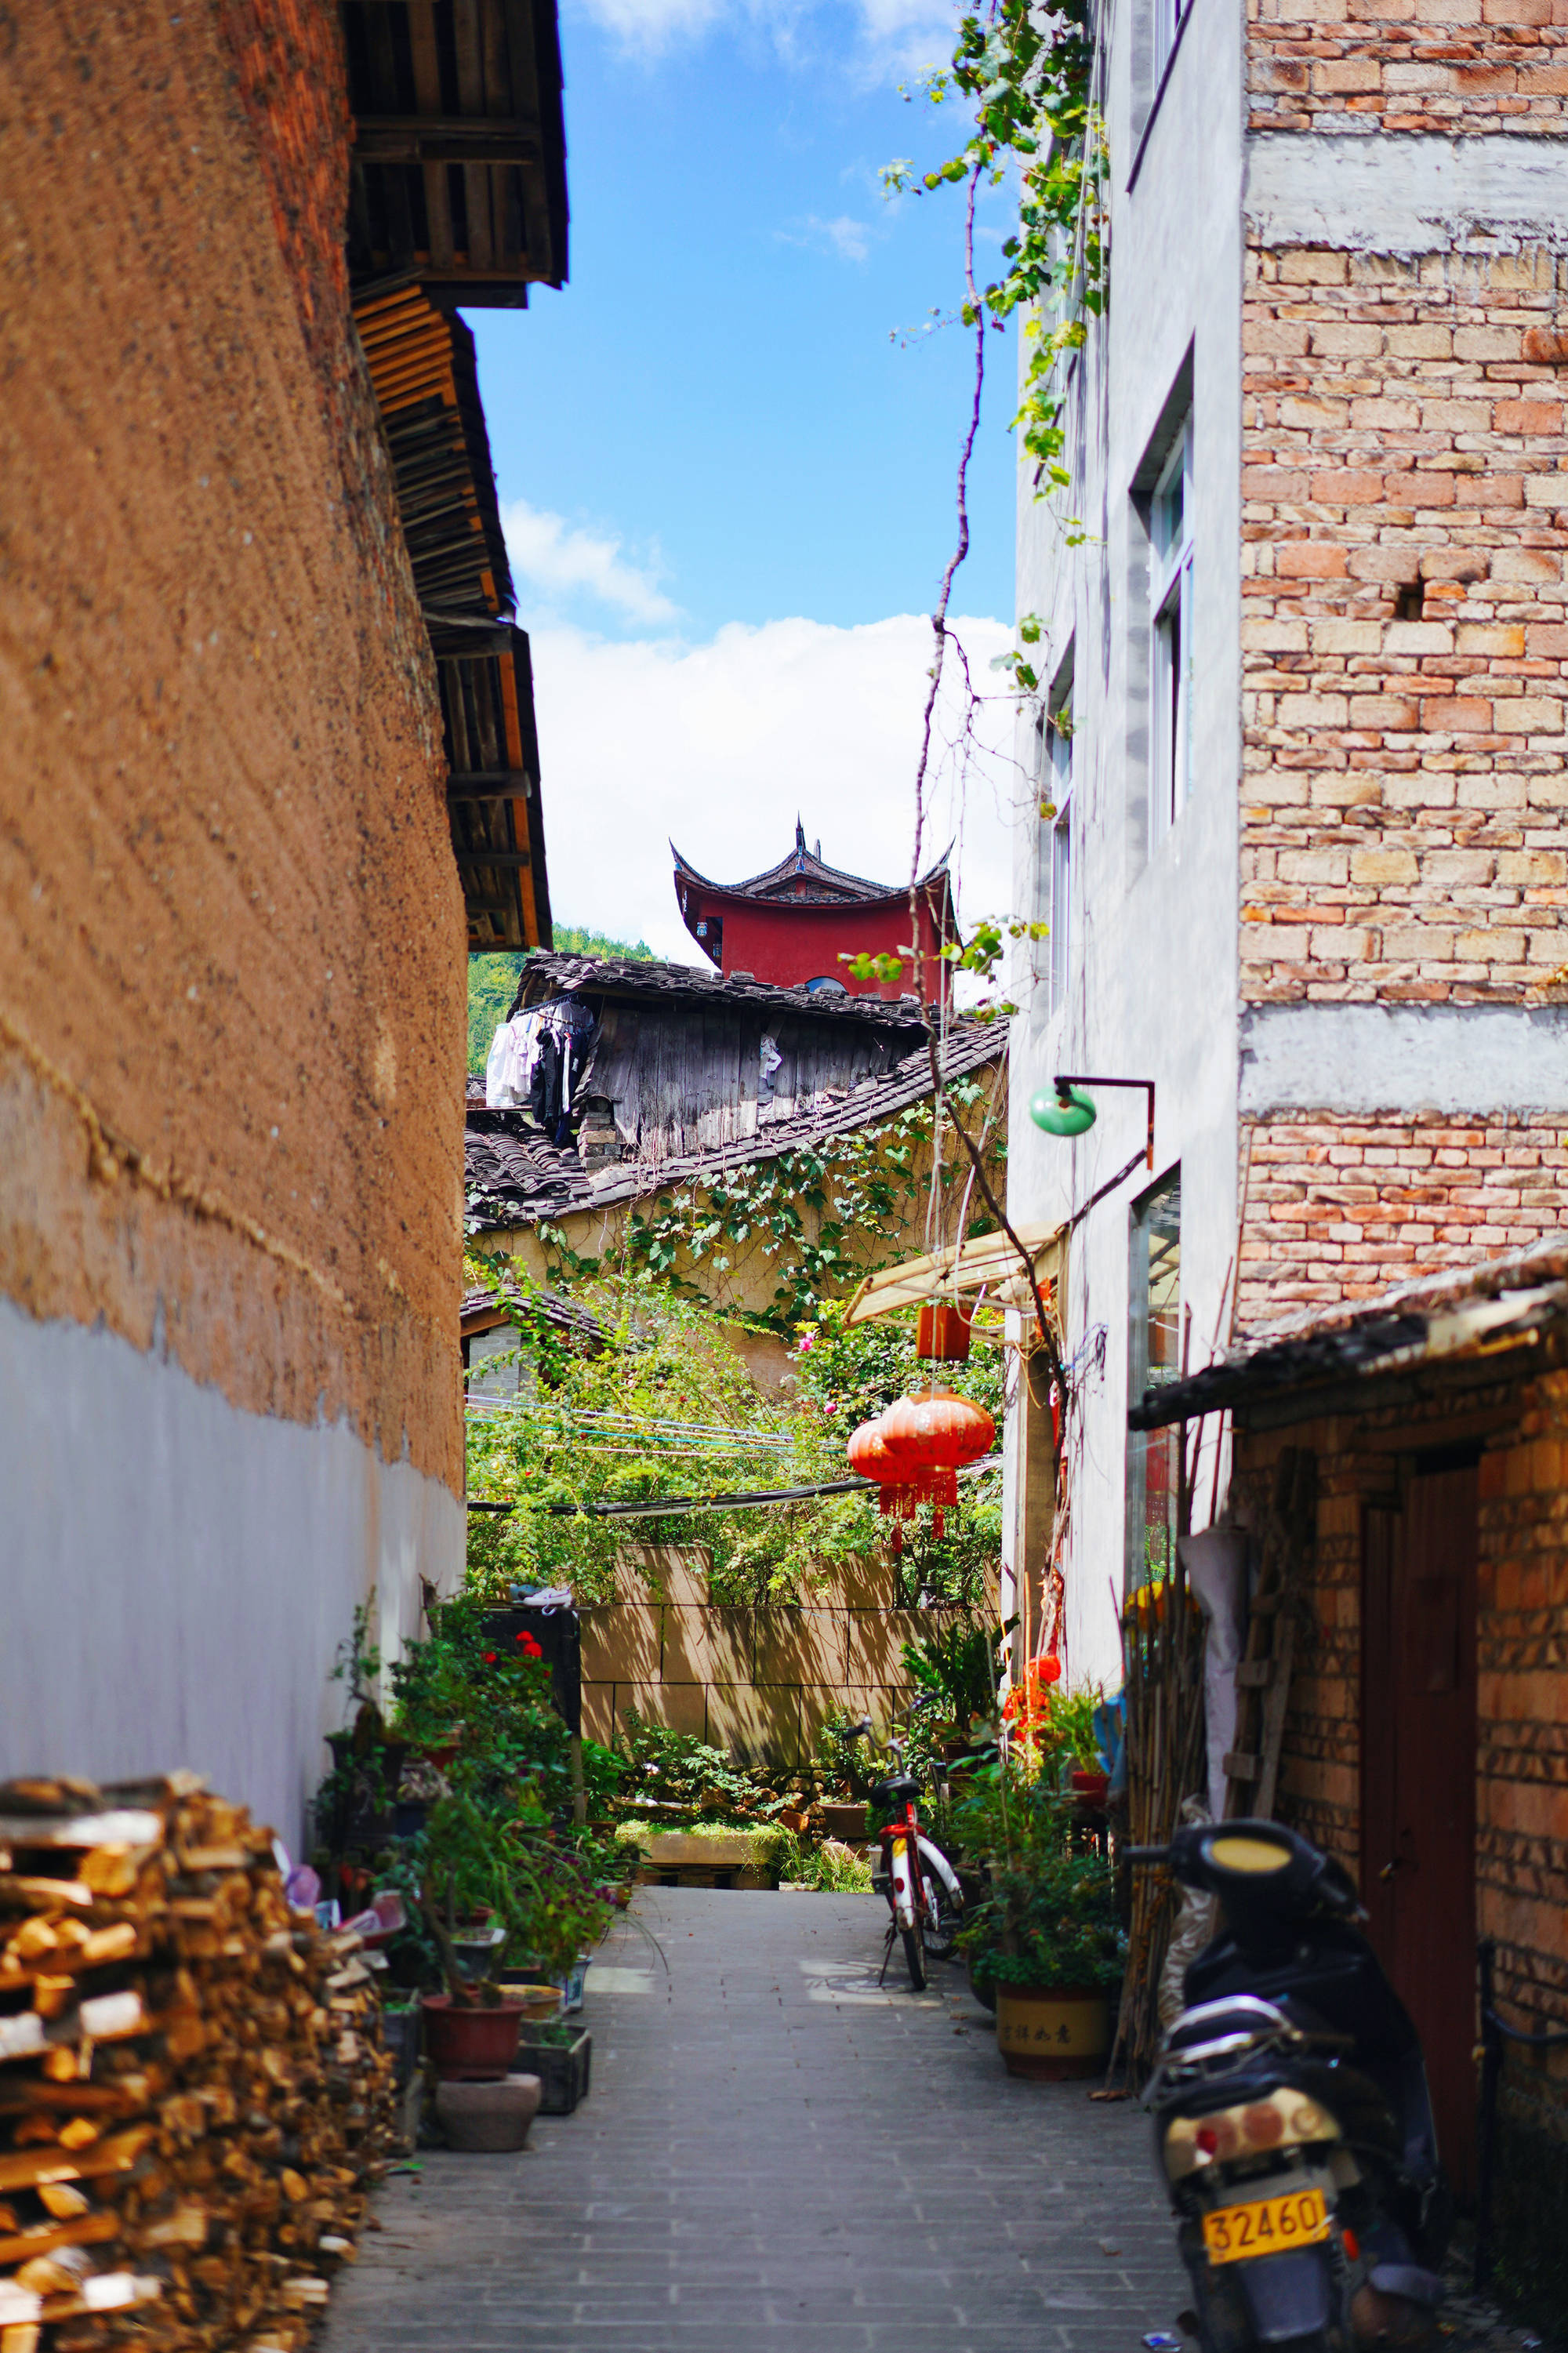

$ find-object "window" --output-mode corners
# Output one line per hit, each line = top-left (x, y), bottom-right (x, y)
(1126, 1168), (1181, 1593)
(1033, 667), (1073, 1012)
(1149, 416), (1193, 847)
(1155, 0), (1194, 82)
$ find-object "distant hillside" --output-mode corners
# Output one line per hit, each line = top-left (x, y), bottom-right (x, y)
(467, 927), (655, 1074)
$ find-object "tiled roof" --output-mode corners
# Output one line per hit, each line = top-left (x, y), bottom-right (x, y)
(670, 835), (948, 908)
(1131, 1233), (1568, 1431)
(461, 1281), (608, 1351)
(510, 950), (928, 1028)
(466, 1019), (1005, 1229)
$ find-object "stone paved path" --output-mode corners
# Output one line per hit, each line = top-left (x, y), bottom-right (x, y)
(325, 1889), (1192, 2353)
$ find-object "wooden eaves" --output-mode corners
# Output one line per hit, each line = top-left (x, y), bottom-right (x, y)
(844, 1219), (1065, 1325)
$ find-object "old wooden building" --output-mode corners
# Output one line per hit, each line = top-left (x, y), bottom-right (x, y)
(1135, 1243), (1568, 2286)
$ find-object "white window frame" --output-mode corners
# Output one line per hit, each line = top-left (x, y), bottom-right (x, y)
(1047, 699), (1073, 1013)
(1155, 0), (1194, 83)
(1031, 674), (1073, 1011)
(1149, 416), (1193, 848)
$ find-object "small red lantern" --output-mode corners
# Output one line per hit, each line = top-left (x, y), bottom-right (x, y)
(916, 1301), (972, 1364)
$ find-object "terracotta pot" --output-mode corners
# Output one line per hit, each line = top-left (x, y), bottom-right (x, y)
(419, 1993), (525, 2082)
(1070, 1770), (1110, 1810)
(995, 1984), (1110, 2080)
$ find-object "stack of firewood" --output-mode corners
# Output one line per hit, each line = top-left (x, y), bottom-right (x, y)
(0, 1773), (397, 2353)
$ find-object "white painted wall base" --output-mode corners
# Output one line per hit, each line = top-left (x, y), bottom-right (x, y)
(0, 1299), (463, 1854)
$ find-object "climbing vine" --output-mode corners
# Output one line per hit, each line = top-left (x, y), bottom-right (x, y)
(885, 0), (1106, 503)
(515, 1080), (1002, 1335)
(463, 1269), (1005, 1612)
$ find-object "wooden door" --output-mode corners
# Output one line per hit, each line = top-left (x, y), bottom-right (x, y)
(1361, 1465), (1479, 2196)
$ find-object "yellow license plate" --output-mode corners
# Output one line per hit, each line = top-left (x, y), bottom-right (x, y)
(1202, 2187), (1330, 2265)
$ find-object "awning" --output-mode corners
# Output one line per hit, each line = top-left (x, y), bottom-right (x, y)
(844, 1218), (1065, 1324)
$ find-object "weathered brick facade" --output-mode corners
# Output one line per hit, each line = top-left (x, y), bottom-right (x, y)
(1248, 0), (1568, 136)
(1238, 1109), (1568, 1321)
(1236, 1356), (1568, 2281)
(1241, 245), (1568, 1008)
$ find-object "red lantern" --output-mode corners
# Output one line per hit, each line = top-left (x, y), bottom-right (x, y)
(916, 1301), (972, 1364)
(876, 1387), (996, 1538)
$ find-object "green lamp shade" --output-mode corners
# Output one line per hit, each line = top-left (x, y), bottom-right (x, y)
(1029, 1084), (1096, 1138)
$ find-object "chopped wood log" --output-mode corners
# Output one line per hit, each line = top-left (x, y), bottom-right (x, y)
(0, 1777), (398, 2353)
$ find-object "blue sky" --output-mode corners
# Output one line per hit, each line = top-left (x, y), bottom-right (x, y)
(470, 0), (1023, 958)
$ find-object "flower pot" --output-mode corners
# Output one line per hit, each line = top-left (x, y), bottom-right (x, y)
(821, 1802), (868, 1843)
(517, 2026), (592, 2115)
(1070, 1770), (1109, 1810)
(995, 1984), (1109, 2079)
(419, 1993), (526, 2082)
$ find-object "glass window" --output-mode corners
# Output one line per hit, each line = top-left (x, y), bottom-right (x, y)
(1126, 1168), (1181, 1594)
(1155, 0), (1193, 82)
(1033, 683), (1073, 1011)
(1149, 416), (1194, 848)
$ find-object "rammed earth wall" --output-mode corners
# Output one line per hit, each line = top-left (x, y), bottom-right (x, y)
(0, 7), (465, 1837)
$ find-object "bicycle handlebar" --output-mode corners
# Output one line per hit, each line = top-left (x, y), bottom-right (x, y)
(1124, 1845), (1171, 1865)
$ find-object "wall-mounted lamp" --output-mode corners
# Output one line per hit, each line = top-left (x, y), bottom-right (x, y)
(1029, 1073), (1156, 1171)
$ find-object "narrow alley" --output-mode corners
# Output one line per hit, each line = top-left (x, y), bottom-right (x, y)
(324, 1891), (1189, 2353)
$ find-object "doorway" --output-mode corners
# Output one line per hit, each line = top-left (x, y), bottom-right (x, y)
(1362, 1462), (1479, 2196)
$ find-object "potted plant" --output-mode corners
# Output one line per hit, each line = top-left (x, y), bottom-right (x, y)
(955, 1782), (1124, 2081)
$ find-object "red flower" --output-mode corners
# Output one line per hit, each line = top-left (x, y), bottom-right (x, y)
(517, 1632), (543, 1658)
(482, 1650), (498, 1665)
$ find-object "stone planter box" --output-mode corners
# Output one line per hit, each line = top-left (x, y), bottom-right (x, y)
(632, 1830), (778, 1890)
(518, 2027), (592, 2115)
(995, 1984), (1109, 2080)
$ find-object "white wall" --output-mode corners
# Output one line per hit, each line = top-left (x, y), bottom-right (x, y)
(1007, 0), (1247, 1693)
(0, 1299), (463, 1853)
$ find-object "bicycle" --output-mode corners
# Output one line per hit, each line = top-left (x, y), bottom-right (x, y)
(847, 1719), (964, 1993)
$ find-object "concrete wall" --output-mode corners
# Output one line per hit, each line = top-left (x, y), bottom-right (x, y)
(0, 1298), (462, 1854)
(1008, 0), (1568, 1687)
(1007, 0), (1248, 1691)
(580, 1553), (974, 1768)
(0, 10), (466, 1828)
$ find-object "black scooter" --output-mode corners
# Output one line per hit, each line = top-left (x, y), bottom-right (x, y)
(1129, 1820), (1450, 2353)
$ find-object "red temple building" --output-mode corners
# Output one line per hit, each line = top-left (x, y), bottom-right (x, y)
(671, 822), (954, 1004)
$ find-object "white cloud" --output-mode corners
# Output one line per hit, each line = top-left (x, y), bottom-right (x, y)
(777, 212), (874, 264)
(854, 0), (961, 75)
(565, 0), (959, 74)
(566, 0), (726, 53)
(501, 499), (677, 626)
(527, 612), (1025, 971)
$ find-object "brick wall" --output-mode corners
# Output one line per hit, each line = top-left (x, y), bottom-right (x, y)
(0, 7), (463, 1480)
(1239, 1366), (1568, 2144)
(1242, 245), (1568, 1009)
(1237, 1109), (1568, 1324)
(1248, 0), (1568, 135)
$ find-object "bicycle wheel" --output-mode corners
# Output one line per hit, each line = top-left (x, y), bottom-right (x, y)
(920, 1870), (960, 1961)
(901, 1919), (927, 1992)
